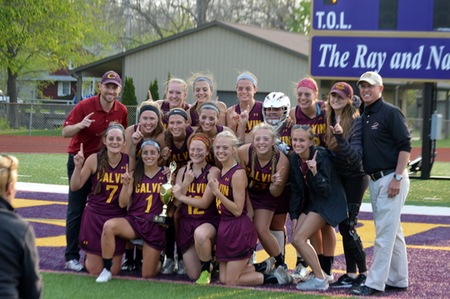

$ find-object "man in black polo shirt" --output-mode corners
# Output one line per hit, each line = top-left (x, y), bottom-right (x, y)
(350, 72), (411, 296)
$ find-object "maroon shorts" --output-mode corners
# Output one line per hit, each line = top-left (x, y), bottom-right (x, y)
(177, 216), (219, 254)
(249, 192), (279, 211)
(274, 185), (291, 215)
(216, 215), (257, 262)
(126, 215), (166, 251)
(79, 208), (127, 256)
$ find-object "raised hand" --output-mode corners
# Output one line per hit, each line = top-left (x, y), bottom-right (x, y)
(271, 166), (285, 186)
(131, 123), (144, 145)
(172, 184), (181, 199)
(306, 150), (318, 176)
(238, 105), (250, 127)
(121, 163), (133, 186)
(330, 114), (343, 135)
(207, 178), (220, 195)
(160, 147), (171, 161)
(74, 143), (85, 167)
(80, 112), (95, 129)
(148, 90), (153, 101)
(183, 162), (195, 185)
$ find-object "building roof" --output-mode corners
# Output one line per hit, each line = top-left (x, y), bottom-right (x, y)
(71, 20), (309, 78)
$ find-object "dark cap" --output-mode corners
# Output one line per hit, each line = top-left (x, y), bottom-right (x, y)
(330, 82), (353, 99)
(101, 71), (122, 87)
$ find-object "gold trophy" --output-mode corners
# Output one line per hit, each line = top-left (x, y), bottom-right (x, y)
(153, 161), (177, 224)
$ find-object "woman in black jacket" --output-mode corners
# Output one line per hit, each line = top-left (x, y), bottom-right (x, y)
(289, 125), (347, 292)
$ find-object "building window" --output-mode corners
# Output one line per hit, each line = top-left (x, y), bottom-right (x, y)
(58, 81), (71, 96)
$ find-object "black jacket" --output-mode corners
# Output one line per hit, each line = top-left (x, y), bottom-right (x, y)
(289, 146), (348, 227)
(0, 196), (42, 299)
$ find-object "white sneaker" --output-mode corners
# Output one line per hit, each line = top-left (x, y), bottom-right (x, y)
(160, 257), (175, 274)
(263, 257), (276, 275)
(176, 259), (186, 275)
(325, 272), (334, 283)
(296, 276), (329, 291)
(95, 268), (112, 283)
(273, 266), (293, 285)
(292, 263), (310, 280)
(64, 259), (84, 272)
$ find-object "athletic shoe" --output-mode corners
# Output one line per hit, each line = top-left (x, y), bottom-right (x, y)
(354, 274), (367, 286)
(196, 270), (211, 284)
(121, 259), (135, 271)
(296, 276), (329, 291)
(350, 285), (382, 295)
(160, 257), (175, 274)
(292, 263), (310, 280)
(64, 259), (84, 272)
(96, 268), (112, 283)
(273, 266), (293, 285)
(177, 259), (186, 275)
(329, 274), (357, 288)
(263, 257), (276, 275)
(325, 271), (334, 283)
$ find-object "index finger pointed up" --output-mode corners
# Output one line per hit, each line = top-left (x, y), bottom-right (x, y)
(80, 143), (84, 156)
(148, 90), (153, 101)
(312, 150), (318, 161)
(336, 115), (341, 125)
(125, 163), (129, 174)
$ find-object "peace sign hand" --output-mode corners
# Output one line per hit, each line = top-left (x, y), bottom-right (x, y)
(74, 143), (85, 167)
(330, 115), (343, 135)
(306, 150), (318, 176)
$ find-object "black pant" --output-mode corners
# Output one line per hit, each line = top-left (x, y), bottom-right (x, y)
(339, 174), (369, 274)
(64, 154), (91, 262)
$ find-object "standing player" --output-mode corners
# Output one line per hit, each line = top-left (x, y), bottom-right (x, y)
(62, 70), (128, 271)
(226, 72), (263, 144)
(156, 78), (190, 126)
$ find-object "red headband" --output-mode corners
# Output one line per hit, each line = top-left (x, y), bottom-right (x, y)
(189, 133), (211, 150)
(297, 78), (318, 92)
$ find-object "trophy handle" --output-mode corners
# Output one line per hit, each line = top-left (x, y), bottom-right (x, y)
(167, 161), (177, 182)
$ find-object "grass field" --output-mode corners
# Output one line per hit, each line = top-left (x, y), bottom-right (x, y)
(42, 272), (342, 299)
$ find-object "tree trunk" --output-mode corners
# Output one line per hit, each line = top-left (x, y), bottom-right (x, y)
(7, 67), (19, 128)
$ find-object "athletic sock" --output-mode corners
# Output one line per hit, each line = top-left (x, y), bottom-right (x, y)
(321, 256), (334, 276)
(201, 261), (211, 272)
(274, 253), (284, 268)
(103, 258), (112, 271)
(254, 261), (267, 273)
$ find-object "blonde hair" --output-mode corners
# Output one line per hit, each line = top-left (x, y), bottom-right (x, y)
(214, 131), (240, 163)
(0, 154), (18, 194)
(165, 78), (188, 94)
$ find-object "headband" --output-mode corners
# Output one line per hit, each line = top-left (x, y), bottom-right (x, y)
(194, 77), (213, 90)
(168, 108), (188, 120)
(141, 140), (161, 152)
(189, 133), (211, 150)
(297, 78), (318, 92)
(139, 104), (160, 118)
(199, 102), (220, 115)
(236, 73), (257, 87)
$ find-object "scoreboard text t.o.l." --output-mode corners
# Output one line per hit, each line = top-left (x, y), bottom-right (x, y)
(313, 0), (450, 32)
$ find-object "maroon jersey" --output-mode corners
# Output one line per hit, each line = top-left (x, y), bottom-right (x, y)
(189, 106), (200, 127)
(295, 101), (327, 146)
(79, 153), (129, 255)
(245, 145), (281, 211)
(160, 101), (190, 127)
(170, 126), (194, 170)
(125, 167), (167, 251)
(215, 164), (257, 262)
(177, 164), (219, 254)
(234, 101), (263, 134)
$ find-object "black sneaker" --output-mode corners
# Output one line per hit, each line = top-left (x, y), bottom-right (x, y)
(354, 274), (367, 286)
(329, 274), (356, 288)
(121, 259), (135, 271)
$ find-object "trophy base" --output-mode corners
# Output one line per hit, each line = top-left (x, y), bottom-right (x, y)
(153, 214), (167, 224)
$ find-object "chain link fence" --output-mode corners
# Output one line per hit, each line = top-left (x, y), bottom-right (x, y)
(0, 101), (138, 135)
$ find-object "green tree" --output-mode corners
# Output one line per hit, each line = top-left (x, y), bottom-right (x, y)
(0, 0), (113, 127)
(288, 0), (311, 34)
(148, 79), (160, 101)
(121, 77), (138, 106)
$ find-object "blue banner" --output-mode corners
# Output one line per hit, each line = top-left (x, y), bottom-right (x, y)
(310, 36), (450, 81)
